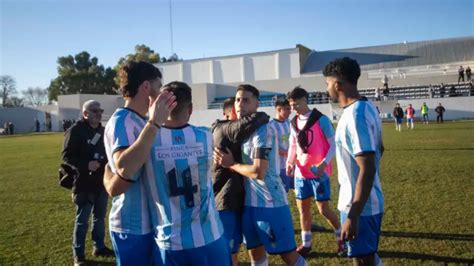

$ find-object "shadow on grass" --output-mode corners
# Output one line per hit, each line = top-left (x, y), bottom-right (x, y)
(378, 251), (474, 264)
(82, 260), (115, 266)
(295, 228), (474, 241)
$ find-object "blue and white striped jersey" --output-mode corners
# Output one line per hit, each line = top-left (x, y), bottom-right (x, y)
(335, 98), (384, 216)
(268, 119), (290, 170)
(146, 124), (223, 250)
(104, 108), (152, 235)
(242, 122), (289, 208)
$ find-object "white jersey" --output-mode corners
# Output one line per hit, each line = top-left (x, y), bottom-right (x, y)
(103, 108), (152, 235)
(242, 123), (288, 208)
(145, 124), (223, 250)
(335, 98), (384, 216)
(268, 119), (290, 170)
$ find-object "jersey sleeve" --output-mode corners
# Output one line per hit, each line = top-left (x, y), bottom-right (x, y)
(109, 113), (138, 154)
(318, 115), (335, 139)
(252, 125), (272, 160)
(349, 107), (377, 156)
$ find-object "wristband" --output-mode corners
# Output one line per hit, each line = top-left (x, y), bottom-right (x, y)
(116, 171), (135, 183)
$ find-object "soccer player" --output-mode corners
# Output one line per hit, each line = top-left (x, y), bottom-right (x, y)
(212, 97), (269, 266)
(323, 57), (384, 266)
(421, 102), (429, 124)
(103, 61), (176, 265)
(214, 84), (307, 266)
(268, 99), (293, 192)
(147, 81), (231, 265)
(285, 87), (344, 256)
(393, 103), (404, 132)
(405, 104), (415, 129)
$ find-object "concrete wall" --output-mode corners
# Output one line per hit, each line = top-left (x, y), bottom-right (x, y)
(157, 48), (301, 86)
(0, 106), (60, 134)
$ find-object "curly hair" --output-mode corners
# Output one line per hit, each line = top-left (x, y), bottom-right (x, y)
(118, 61), (162, 98)
(322, 57), (361, 85)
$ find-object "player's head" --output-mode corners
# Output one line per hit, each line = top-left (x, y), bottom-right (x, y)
(323, 57), (361, 103)
(222, 97), (237, 121)
(82, 100), (103, 128)
(275, 99), (291, 120)
(118, 61), (162, 102)
(287, 86), (309, 116)
(235, 84), (259, 118)
(160, 81), (192, 121)
(409, 104), (412, 107)
(396, 103), (400, 107)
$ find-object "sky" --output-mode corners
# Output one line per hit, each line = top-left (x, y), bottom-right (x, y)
(1, 0), (473, 94)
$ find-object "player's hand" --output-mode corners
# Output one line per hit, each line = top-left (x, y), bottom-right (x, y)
(286, 164), (294, 177)
(88, 160), (100, 172)
(213, 147), (235, 168)
(312, 161), (327, 177)
(149, 91), (177, 126)
(341, 216), (359, 242)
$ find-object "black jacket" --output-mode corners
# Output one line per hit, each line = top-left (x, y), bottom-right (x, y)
(211, 112), (269, 211)
(393, 107), (404, 119)
(62, 119), (107, 194)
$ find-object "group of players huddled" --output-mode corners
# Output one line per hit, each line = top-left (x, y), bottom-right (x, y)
(102, 57), (384, 266)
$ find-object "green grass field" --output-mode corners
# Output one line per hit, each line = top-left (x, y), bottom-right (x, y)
(1, 121), (473, 265)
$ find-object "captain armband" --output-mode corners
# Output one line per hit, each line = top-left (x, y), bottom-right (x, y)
(253, 148), (271, 160)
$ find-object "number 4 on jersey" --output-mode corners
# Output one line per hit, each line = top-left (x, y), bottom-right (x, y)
(167, 167), (198, 208)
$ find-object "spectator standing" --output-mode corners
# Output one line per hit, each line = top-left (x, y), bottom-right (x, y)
(35, 118), (40, 132)
(458, 66), (465, 83)
(435, 103), (446, 124)
(8, 122), (14, 135)
(382, 87), (389, 101)
(392, 103), (404, 131)
(428, 84), (435, 98)
(62, 100), (113, 265)
(374, 87), (381, 101)
(466, 66), (471, 81)
(381, 75), (389, 90)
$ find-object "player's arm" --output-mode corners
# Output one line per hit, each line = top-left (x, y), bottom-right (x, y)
(286, 127), (297, 176)
(104, 92), (177, 196)
(223, 112), (269, 143)
(310, 117), (335, 177)
(214, 147), (269, 180)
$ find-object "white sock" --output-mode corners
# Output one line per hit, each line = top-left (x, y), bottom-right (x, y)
(251, 255), (268, 266)
(375, 253), (383, 266)
(301, 231), (312, 247)
(294, 255), (308, 266)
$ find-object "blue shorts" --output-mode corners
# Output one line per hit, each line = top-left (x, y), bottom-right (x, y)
(279, 169), (294, 192)
(160, 236), (231, 266)
(294, 174), (331, 201)
(407, 118), (414, 123)
(395, 117), (403, 124)
(242, 205), (297, 254)
(219, 210), (243, 254)
(110, 231), (162, 266)
(340, 212), (383, 257)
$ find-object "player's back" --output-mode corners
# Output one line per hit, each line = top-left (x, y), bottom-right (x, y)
(145, 124), (223, 250)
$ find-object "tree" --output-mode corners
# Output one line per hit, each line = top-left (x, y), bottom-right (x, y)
(0, 75), (17, 107)
(116, 44), (160, 68)
(5, 96), (24, 107)
(47, 51), (117, 101)
(23, 87), (48, 106)
(114, 44), (161, 86)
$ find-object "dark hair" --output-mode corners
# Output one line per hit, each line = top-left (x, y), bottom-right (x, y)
(222, 97), (235, 113)
(118, 61), (162, 98)
(287, 86), (308, 101)
(275, 99), (289, 108)
(161, 81), (192, 117)
(322, 57), (361, 85)
(236, 84), (259, 99)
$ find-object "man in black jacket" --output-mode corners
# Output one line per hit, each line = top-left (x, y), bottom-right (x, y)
(211, 97), (269, 266)
(62, 100), (113, 265)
